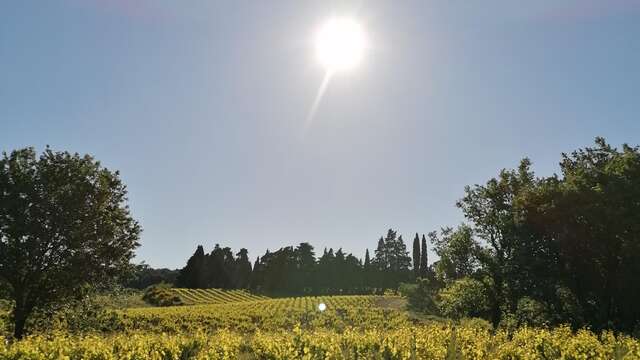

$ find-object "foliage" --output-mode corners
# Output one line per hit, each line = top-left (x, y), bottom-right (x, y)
(177, 229), (417, 296)
(432, 138), (640, 332)
(142, 285), (184, 307)
(412, 233), (421, 278)
(169, 288), (267, 305)
(407, 278), (439, 314)
(114, 295), (409, 334)
(0, 331), (242, 359)
(437, 278), (490, 320)
(124, 263), (180, 289)
(0, 147), (141, 338)
(397, 282), (417, 298)
(429, 225), (479, 285)
(2, 324), (639, 359)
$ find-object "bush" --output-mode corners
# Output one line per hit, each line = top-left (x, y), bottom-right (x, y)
(397, 283), (417, 298)
(515, 297), (550, 327)
(0, 300), (11, 338)
(383, 289), (398, 296)
(459, 317), (493, 331)
(437, 277), (489, 319)
(407, 278), (439, 314)
(142, 285), (183, 307)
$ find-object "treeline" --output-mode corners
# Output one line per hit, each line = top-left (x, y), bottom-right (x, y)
(175, 229), (428, 294)
(173, 138), (640, 333)
(408, 138), (640, 333)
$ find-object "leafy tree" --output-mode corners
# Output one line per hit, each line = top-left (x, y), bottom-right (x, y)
(457, 159), (535, 326)
(125, 263), (179, 289)
(429, 225), (479, 284)
(0, 148), (141, 338)
(520, 138), (640, 331)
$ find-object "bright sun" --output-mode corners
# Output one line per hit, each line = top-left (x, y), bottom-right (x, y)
(315, 17), (366, 72)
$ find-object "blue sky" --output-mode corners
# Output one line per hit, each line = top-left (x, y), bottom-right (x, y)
(2, 1), (639, 268)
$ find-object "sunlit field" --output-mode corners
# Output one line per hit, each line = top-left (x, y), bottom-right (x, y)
(2, 293), (640, 359)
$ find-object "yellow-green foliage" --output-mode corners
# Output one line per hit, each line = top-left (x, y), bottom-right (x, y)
(172, 288), (268, 305)
(0, 330), (241, 360)
(3, 295), (639, 359)
(142, 287), (184, 307)
(120, 295), (408, 333)
(3, 325), (639, 359)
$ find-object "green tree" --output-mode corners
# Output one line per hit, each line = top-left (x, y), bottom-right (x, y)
(0, 148), (141, 338)
(457, 158), (535, 326)
(233, 248), (252, 289)
(175, 245), (206, 288)
(429, 225), (479, 284)
(412, 233), (421, 278)
(420, 234), (429, 278)
(295, 242), (315, 293)
(521, 138), (640, 331)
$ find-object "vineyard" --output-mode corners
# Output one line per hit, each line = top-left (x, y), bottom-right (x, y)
(2, 324), (640, 359)
(2, 294), (640, 359)
(119, 295), (409, 333)
(171, 288), (268, 305)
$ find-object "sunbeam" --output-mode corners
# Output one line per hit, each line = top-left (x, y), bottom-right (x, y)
(301, 69), (334, 136)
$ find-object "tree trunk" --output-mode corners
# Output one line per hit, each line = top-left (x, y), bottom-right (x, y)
(13, 304), (28, 339)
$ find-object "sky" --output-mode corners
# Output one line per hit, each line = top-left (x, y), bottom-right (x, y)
(1, 1), (639, 269)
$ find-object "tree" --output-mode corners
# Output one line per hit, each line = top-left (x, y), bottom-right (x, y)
(363, 249), (371, 287)
(0, 148), (141, 338)
(520, 138), (640, 331)
(125, 263), (179, 289)
(372, 229), (411, 289)
(295, 243), (315, 293)
(457, 158), (535, 326)
(233, 248), (252, 289)
(412, 233), (421, 278)
(420, 235), (429, 278)
(429, 225), (479, 284)
(176, 246), (206, 288)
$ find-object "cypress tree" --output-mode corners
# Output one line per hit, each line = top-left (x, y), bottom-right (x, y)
(364, 249), (371, 269)
(412, 233), (421, 278)
(420, 234), (429, 278)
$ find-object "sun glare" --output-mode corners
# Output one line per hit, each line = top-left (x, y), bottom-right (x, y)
(315, 17), (366, 72)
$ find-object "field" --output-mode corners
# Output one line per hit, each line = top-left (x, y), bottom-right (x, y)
(172, 288), (269, 305)
(2, 293), (640, 359)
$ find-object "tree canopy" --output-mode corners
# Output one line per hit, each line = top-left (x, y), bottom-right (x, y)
(0, 148), (141, 338)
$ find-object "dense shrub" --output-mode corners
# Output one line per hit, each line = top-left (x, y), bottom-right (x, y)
(143, 285), (184, 307)
(407, 278), (439, 314)
(437, 277), (489, 319)
(397, 283), (417, 298)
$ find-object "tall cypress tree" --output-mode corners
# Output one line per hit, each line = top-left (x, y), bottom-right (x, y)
(420, 234), (429, 278)
(412, 233), (421, 278)
(364, 249), (371, 270)
(363, 249), (371, 288)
